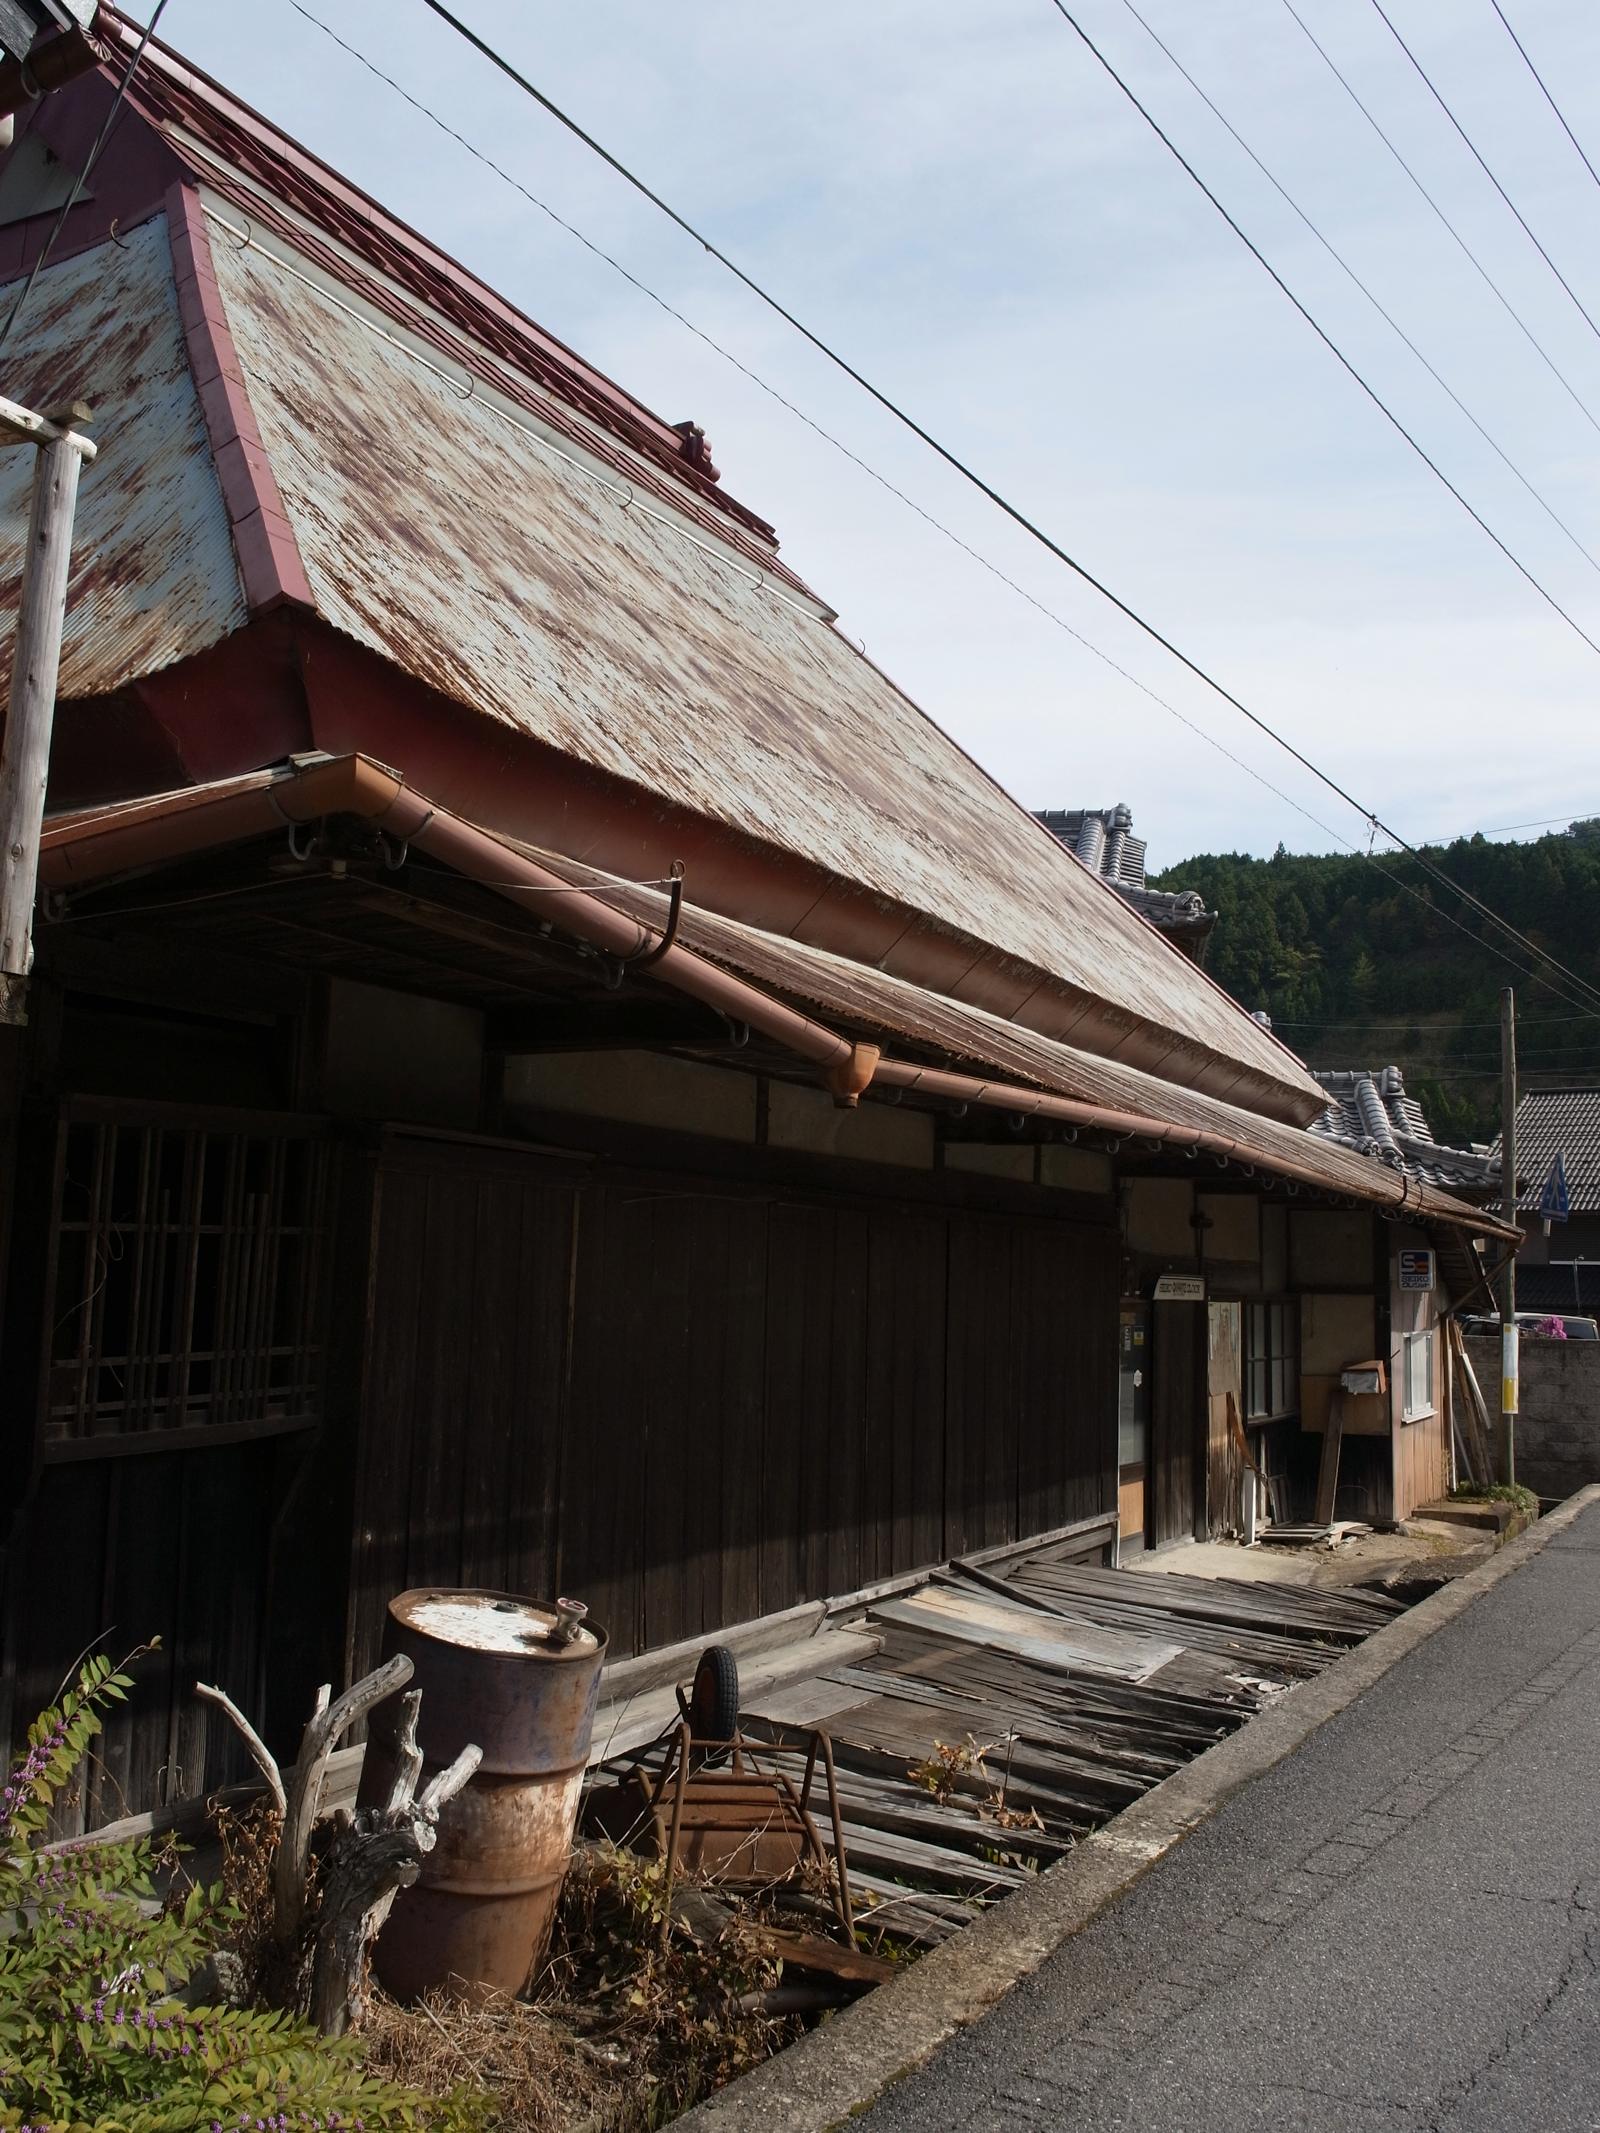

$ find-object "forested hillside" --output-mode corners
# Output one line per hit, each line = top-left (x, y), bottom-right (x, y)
(1150, 822), (1600, 1141)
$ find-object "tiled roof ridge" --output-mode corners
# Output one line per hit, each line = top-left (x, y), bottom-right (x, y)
(1310, 1064), (1498, 1194)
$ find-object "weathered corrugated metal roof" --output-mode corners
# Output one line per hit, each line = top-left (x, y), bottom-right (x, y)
(0, 215), (245, 697)
(1309, 1066), (1499, 1196)
(504, 839), (1507, 1232)
(198, 210), (1318, 1115)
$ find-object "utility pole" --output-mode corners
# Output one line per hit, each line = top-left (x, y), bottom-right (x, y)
(0, 393), (94, 1025)
(1499, 985), (1518, 1485)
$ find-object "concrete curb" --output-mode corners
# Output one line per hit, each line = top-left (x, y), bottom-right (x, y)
(679, 1485), (1600, 2133)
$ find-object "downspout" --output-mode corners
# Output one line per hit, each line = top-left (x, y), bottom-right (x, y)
(380, 792), (877, 1092)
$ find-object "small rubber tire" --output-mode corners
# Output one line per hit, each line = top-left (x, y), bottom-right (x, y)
(689, 1644), (740, 1746)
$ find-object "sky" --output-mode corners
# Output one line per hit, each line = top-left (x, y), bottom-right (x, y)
(159, 0), (1600, 866)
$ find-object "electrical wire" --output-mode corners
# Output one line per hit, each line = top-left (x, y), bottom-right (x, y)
(1488, 0), (1600, 203)
(1271, 1012), (1600, 1029)
(408, 0), (1600, 1019)
(284, 3), (1600, 1021)
(280, 0), (1383, 863)
(1116, 0), (1600, 582)
(0, 0), (171, 352)
(281, 1), (1600, 1035)
(1416, 808), (1600, 840)
(1280, 0), (1600, 441)
(1048, 0), (1600, 668)
(1369, 0), (1600, 353)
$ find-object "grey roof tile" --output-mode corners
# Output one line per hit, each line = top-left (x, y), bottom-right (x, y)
(1034, 805), (1214, 940)
(1309, 1065), (1499, 1195)
(1490, 1087), (1600, 1212)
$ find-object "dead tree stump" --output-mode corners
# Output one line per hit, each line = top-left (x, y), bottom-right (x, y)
(196, 1667), (481, 2035)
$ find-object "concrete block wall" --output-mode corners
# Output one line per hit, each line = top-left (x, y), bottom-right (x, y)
(1464, 1336), (1600, 1501)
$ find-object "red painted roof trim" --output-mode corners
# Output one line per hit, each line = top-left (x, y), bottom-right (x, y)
(96, 6), (787, 556)
(165, 179), (314, 616)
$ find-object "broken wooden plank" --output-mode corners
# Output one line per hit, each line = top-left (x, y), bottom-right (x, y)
(874, 1588), (1179, 1683)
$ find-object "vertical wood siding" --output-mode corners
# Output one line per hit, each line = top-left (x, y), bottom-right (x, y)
(4, 1443), (280, 1833)
(349, 1142), (1117, 1670)
(1149, 1299), (1205, 1545)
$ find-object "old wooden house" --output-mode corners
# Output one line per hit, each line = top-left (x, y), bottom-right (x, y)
(0, 14), (1510, 1826)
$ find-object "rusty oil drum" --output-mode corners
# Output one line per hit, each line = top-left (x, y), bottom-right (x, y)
(359, 1587), (606, 2003)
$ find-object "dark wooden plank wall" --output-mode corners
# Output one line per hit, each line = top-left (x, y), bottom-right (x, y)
(344, 1147), (577, 1686)
(1150, 1299), (1205, 1545)
(348, 1142), (1118, 1671)
(3, 1443), (278, 1833)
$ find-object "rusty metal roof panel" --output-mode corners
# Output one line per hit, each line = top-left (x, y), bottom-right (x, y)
(201, 211), (1320, 1116)
(0, 215), (246, 698)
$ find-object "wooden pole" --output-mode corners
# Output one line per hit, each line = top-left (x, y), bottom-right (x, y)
(1499, 986), (1518, 1484)
(0, 418), (92, 1023)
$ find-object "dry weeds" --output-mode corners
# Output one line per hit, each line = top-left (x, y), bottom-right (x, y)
(358, 1842), (806, 2133)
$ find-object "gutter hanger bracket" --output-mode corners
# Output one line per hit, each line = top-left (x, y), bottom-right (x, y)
(623, 859), (685, 971)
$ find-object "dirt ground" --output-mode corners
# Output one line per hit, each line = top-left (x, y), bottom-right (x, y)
(1128, 1519), (1500, 1596)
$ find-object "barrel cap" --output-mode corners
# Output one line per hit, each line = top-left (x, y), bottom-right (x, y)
(392, 1588), (600, 1657)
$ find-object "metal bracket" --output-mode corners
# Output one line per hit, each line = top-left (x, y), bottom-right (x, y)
(623, 860), (685, 971)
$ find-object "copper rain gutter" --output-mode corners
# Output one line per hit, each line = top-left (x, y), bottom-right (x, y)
(40, 754), (878, 1097)
(37, 754), (1513, 1230)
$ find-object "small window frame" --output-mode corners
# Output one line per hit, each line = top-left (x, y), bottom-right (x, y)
(1245, 1298), (1299, 1422)
(1402, 1327), (1437, 1423)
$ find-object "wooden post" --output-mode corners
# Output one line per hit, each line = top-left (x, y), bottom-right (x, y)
(0, 410), (94, 1025)
(1498, 986), (1518, 1483)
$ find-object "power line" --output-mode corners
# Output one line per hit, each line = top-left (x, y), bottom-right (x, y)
(282, 0), (1371, 870)
(1118, 0), (1600, 583)
(1416, 808), (1600, 841)
(1041, 1), (1600, 1012)
(279, 8), (1600, 1028)
(1046, 0), (1600, 666)
(1488, 0), (1600, 203)
(1279, 0), (1600, 442)
(1271, 1012), (1600, 1030)
(1369, 0), (1600, 353)
(356, 4), (1600, 1023)
(0, 0), (171, 352)
(397, 0), (1600, 1018)
(294, 0), (1600, 1035)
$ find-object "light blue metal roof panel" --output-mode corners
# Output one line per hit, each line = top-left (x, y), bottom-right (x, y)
(0, 216), (246, 701)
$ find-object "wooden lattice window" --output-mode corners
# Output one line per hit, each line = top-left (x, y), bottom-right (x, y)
(42, 1104), (331, 1451)
(1245, 1299), (1299, 1422)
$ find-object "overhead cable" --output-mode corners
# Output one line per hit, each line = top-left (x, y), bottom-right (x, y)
(1116, 0), (1600, 582)
(1280, 0), (1600, 441)
(1488, 0), (1600, 203)
(1369, 0), (1600, 353)
(1046, 0), (1600, 665)
(394, 0), (1600, 1016)
(399, 0), (1600, 1013)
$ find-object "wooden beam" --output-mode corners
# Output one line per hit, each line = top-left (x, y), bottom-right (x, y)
(341, 877), (578, 971)
(42, 925), (310, 1021)
(0, 394), (94, 453)
(486, 1000), (735, 1053)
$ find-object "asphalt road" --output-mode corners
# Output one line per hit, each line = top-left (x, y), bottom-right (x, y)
(856, 1502), (1600, 2133)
